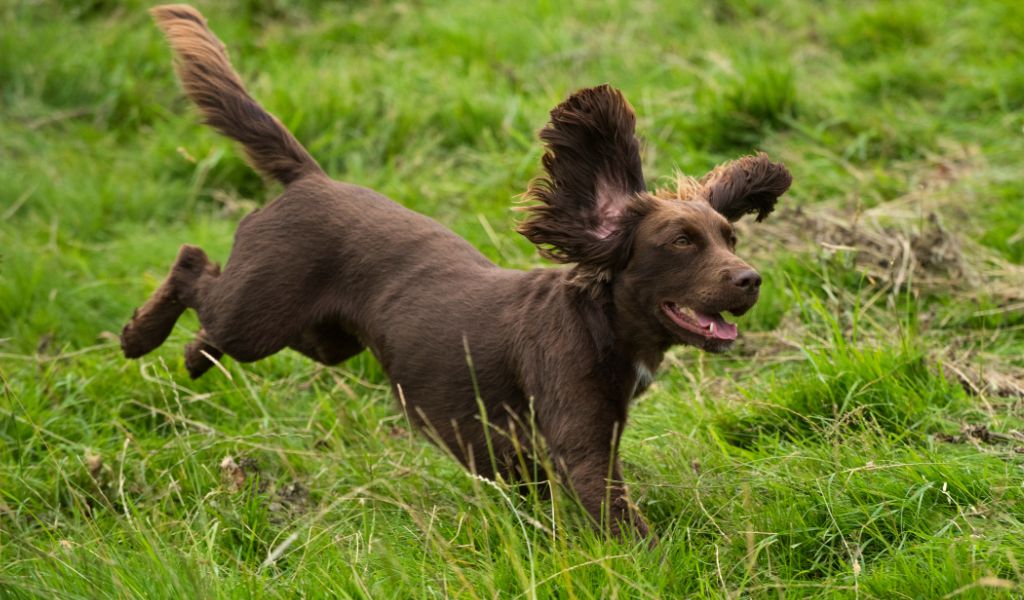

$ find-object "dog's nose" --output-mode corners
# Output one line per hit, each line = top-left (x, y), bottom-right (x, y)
(731, 269), (762, 292)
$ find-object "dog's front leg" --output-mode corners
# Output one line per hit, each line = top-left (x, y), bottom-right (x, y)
(566, 453), (649, 541)
(539, 405), (650, 540)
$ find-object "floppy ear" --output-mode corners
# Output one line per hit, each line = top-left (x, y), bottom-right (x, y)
(700, 153), (792, 222)
(517, 84), (646, 267)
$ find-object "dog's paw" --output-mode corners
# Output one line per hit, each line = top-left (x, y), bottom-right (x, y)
(183, 339), (216, 379)
(120, 313), (148, 359)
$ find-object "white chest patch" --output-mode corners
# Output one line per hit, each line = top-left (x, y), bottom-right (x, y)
(632, 361), (655, 399)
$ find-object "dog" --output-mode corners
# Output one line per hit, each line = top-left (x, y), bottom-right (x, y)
(123, 4), (792, 540)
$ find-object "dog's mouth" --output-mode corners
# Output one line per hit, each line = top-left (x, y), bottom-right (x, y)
(660, 302), (738, 342)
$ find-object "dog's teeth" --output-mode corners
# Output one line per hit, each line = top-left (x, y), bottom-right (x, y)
(709, 322), (716, 335)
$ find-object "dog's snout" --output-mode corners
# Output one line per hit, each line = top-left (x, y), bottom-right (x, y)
(731, 269), (761, 292)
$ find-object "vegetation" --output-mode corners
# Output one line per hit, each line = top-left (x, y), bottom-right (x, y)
(2, 0), (1023, 597)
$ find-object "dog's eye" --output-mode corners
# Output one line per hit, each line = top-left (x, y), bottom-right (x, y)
(729, 234), (738, 247)
(673, 234), (692, 246)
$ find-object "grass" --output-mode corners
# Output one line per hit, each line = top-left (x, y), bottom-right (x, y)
(2, 0), (1024, 597)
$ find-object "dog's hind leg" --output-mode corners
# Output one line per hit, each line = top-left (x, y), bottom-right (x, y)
(121, 245), (219, 359)
(183, 328), (223, 379)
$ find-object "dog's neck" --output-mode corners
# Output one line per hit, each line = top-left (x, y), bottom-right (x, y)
(580, 278), (667, 376)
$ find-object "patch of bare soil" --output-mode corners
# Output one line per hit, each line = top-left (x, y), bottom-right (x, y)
(938, 351), (1024, 399)
(935, 423), (1024, 454)
(219, 455), (311, 521)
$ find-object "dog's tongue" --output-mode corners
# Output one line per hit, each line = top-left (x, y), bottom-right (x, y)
(695, 312), (738, 340)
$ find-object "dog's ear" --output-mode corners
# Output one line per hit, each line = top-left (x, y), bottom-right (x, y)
(700, 153), (791, 222)
(518, 85), (646, 267)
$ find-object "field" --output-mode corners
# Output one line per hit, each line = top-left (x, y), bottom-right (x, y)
(2, 0), (1024, 597)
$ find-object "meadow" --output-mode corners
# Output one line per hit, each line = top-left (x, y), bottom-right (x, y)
(2, 0), (1023, 597)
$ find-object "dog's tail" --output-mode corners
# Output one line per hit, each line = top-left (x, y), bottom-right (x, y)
(150, 4), (322, 185)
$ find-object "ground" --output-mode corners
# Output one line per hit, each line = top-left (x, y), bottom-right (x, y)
(2, 0), (1024, 598)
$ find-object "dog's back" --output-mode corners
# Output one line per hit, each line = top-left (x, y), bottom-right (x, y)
(130, 6), (504, 371)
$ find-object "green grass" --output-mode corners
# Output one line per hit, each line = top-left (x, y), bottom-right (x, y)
(3, 0), (1024, 597)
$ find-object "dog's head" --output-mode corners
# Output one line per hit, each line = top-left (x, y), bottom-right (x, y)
(518, 85), (791, 353)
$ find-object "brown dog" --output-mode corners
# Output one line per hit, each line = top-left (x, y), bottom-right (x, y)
(123, 4), (791, 539)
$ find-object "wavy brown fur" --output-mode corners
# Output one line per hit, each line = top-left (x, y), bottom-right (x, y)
(700, 152), (792, 222)
(518, 85), (647, 291)
(655, 153), (792, 222)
